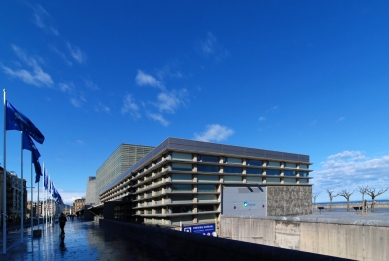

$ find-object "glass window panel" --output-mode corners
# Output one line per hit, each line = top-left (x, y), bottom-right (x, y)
(266, 169), (280, 176)
(266, 177), (280, 183)
(299, 164), (309, 169)
(170, 194), (192, 202)
(198, 184), (217, 192)
(172, 205), (192, 214)
(299, 178), (309, 184)
(285, 163), (296, 168)
(284, 178), (296, 184)
(197, 214), (216, 223)
(299, 172), (309, 177)
(172, 163), (192, 171)
(223, 176), (242, 182)
(247, 159), (262, 166)
(171, 216), (193, 225)
(224, 167), (242, 174)
(198, 205), (215, 212)
(246, 168), (262, 175)
(284, 170), (296, 176)
(198, 194), (217, 201)
(172, 152), (192, 161)
(246, 176), (262, 183)
(172, 184), (192, 191)
(197, 165), (219, 172)
(267, 161), (280, 167)
(172, 174), (192, 181)
(155, 157), (163, 165)
(225, 157), (241, 164)
(198, 175), (219, 182)
(198, 155), (219, 163)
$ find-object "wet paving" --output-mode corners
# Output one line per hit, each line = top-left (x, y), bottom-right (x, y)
(0, 219), (190, 261)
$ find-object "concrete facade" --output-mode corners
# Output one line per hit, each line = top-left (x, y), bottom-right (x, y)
(99, 138), (312, 226)
(220, 215), (389, 261)
(100, 219), (352, 261)
(96, 144), (154, 204)
(267, 186), (312, 216)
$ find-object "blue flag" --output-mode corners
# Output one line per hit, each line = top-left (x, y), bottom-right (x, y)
(44, 169), (48, 190)
(22, 132), (41, 159)
(6, 101), (45, 144)
(33, 155), (43, 183)
(22, 132), (43, 182)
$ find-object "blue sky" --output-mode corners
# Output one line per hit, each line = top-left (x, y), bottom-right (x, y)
(1, 1), (388, 204)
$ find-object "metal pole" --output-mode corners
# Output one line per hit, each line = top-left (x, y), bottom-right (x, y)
(3, 89), (7, 254)
(21, 131), (24, 243)
(30, 154), (33, 235)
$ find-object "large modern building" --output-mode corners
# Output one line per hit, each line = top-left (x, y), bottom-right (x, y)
(85, 177), (97, 206)
(99, 138), (312, 226)
(95, 144), (154, 205)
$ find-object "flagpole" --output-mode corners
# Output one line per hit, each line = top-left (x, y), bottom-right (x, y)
(20, 131), (24, 243)
(30, 152), (33, 236)
(3, 89), (7, 254)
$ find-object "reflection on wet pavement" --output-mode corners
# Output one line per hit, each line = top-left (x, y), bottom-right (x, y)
(0, 220), (190, 261)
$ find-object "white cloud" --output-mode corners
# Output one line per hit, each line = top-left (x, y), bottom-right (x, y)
(58, 82), (73, 93)
(121, 94), (141, 119)
(84, 79), (99, 90)
(155, 89), (187, 114)
(337, 117), (346, 122)
(70, 98), (81, 108)
(259, 117), (266, 121)
(95, 102), (110, 113)
(201, 32), (217, 55)
(135, 70), (164, 89)
(49, 45), (72, 66)
(147, 112), (169, 126)
(30, 4), (59, 36)
(194, 124), (234, 142)
(199, 32), (230, 61)
(1, 45), (54, 87)
(67, 43), (86, 64)
(312, 151), (389, 201)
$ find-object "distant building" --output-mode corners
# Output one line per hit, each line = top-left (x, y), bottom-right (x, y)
(98, 138), (313, 226)
(85, 177), (97, 206)
(0, 167), (27, 221)
(95, 144), (154, 204)
(74, 198), (85, 214)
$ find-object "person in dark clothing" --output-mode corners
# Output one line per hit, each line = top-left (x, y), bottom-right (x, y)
(59, 213), (67, 235)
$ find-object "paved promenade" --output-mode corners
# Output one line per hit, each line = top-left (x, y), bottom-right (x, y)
(0, 219), (188, 261)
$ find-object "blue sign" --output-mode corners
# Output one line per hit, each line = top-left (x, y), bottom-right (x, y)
(182, 224), (217, 236)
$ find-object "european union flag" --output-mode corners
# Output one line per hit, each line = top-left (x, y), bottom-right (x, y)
(33, 154), (43, 183)
(44, 169), (48, 190)
(22, 132), (41, 159)
(22, 132), (43, 182)
(6, 101), (45, 144)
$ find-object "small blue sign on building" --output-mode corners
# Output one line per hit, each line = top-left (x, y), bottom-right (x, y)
(182, 223), (216, 237)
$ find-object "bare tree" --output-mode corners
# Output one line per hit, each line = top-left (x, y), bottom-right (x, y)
(327, 190), (339, 212)
(312, 193), (319, 212)
(366, 187), (388, 212)
(358, 186), (369, 214)
(339, 189), (355, 212)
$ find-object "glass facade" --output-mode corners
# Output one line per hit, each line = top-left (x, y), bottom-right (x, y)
(246, 168), (262, 175)
(224, 167), (242, 174)
(197, 165), (219, 172)
(247, 159), (262, 166)
(266, 169), (280, 176)
(198, 155), (219, 163)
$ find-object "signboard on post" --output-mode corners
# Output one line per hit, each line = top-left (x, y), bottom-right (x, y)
(182, 224), (217, 237)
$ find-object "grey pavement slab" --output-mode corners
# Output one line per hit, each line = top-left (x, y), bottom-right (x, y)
(0, 219), (189, 261)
